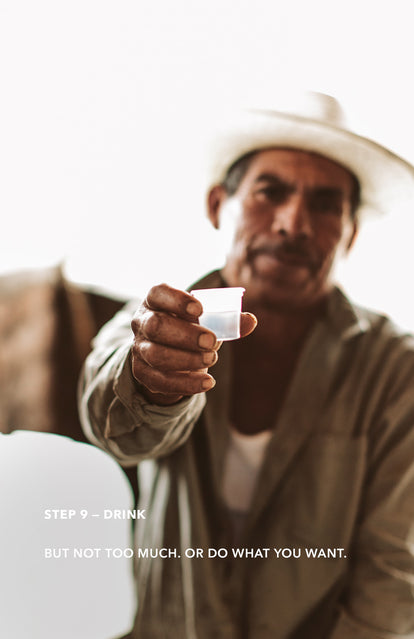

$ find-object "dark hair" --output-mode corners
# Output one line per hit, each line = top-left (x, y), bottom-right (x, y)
(221, 151), (258, 196)
(221, 149), (361, 219)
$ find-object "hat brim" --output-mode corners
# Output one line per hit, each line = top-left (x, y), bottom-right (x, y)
(206, 109), (414, 217)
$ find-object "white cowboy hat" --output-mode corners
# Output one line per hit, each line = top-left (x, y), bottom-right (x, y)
(204, 91), (414, 217)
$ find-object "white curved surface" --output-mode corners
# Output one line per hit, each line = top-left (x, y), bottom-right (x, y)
(0, 431), (136, 639)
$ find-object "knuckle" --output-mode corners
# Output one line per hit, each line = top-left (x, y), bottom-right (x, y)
(131, 306), (147, 335)
(132, 342), (148, 370)
(131, 340), (140, 361)
(131, 317), (141, 336)
(144, 379), (159, 394)
(132, 358), (172, 395)
(142, 311), (162, 338)
(133, 363), (158, 394)
(139, 342), (160, 368)
(131, 355), (145, 384)
(146, 284), (161, 301)
(145, 282), (170, 306)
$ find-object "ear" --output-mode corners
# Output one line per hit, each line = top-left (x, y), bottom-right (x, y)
(345, 219), (359, 252)
(206, 185), (228, 230)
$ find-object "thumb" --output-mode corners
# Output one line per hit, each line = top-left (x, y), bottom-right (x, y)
(240, 312), (258, 338)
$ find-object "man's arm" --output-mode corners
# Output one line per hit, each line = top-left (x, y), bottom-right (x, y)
(79, 283), (256, 466)
(78, 290), (211, 465)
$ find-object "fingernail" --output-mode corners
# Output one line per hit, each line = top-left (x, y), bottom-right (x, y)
(202, 377), (216, 390)
(198, 332), (216, 350)
(203, 351), (216, 366)
(186, 301), (201, 316)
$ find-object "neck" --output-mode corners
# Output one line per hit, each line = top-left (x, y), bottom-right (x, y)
(219, 267), (332, 349)
(229, 295), (327, 435)
(244, 295), (328, 351)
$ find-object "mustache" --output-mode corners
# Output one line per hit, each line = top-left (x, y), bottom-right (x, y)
(248, 240), (319, 264)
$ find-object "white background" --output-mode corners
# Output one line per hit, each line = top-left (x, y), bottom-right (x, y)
(1, 0), (414, 326)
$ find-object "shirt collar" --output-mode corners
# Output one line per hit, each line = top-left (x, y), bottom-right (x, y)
(325, 286), (371, 340)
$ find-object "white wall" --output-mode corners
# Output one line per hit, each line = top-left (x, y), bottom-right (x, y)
(1, 0), (414, 327)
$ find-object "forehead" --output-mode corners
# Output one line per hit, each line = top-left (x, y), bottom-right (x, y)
(238, 148), (355, 192)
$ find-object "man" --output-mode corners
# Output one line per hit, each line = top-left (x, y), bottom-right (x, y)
(79, 92), (414, 638)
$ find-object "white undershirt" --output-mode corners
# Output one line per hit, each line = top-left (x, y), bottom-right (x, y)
(221, 426), (273, 514)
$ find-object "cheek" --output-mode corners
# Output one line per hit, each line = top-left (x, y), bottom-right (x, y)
(233, 204), (274, 251)
(314, 220), (353, 272)
(314, 217), (343, 247)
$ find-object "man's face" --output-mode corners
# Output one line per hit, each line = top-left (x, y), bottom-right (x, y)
(207, 148), (358, 310)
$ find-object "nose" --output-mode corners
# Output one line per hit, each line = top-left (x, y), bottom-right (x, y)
(271, 194), (312, 239)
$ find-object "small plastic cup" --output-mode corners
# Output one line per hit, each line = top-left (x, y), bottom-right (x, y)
(190, 287), (245, 341)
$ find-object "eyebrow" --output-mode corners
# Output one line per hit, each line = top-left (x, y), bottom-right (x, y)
(254, 173), (295, 190)
(254, 173), (345, 199)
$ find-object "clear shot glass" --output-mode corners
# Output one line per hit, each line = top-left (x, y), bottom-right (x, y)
(190, 287), (245, 341)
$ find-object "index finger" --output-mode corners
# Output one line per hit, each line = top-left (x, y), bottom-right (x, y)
(144, 283), (202, 320)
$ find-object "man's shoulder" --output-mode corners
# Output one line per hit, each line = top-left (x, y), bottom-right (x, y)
(334, 287), (414, 377)
(349, 294), (413, 344)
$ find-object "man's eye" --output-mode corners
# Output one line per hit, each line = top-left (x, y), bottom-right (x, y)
(257, 187), (288, 204)
(310, 195), (342, 216)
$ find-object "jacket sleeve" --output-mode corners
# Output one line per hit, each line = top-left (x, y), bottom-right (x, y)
(78, 301), (206, 467)
(330, 348), (414, 638)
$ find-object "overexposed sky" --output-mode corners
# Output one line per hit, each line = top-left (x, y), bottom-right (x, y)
(1, 0), (414, 326)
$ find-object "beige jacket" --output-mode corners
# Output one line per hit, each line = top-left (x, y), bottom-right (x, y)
(79, 273), (414, 639)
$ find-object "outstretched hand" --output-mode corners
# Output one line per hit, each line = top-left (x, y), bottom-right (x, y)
(131, 283), (257, 405)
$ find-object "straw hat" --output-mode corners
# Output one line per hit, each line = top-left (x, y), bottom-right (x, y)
(205, 91), (414, 217)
